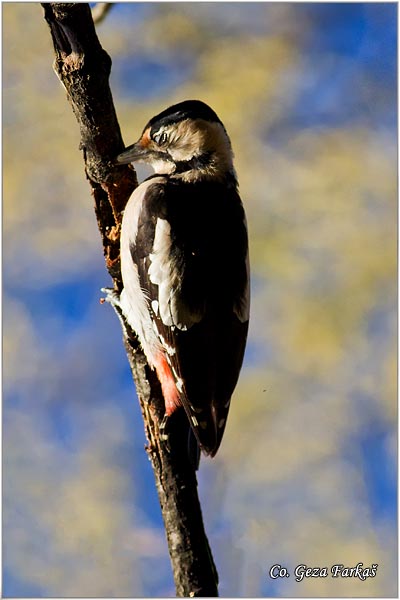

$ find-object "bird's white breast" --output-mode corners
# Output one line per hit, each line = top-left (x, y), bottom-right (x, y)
(119, 176), (167, 365)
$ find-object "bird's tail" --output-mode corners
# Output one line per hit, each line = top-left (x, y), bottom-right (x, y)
(188, 427), (201, 470)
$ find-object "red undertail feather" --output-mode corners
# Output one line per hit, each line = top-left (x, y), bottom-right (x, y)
(154, 354), (181, 415)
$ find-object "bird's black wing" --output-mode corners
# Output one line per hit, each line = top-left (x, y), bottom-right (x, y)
(130, 176), (249, 455)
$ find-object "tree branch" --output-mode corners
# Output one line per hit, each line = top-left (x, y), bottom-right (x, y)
(91, 2), (113, 25)
(42, 3), (219, 596)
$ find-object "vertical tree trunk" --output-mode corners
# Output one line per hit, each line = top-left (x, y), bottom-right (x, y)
(42, 3), (219, 596)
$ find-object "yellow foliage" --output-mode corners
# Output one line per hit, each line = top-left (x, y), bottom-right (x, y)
(3, 2), (396, 597)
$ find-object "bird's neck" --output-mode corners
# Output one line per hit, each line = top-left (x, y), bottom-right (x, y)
(151, 151), (236, 183)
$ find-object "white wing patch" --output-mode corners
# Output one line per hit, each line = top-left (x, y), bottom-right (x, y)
(148, 217), (202, 330)
(120, 177), (167, 367)
(148, 218), (176, 326)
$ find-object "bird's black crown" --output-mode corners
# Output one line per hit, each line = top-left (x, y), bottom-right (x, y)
(147, 100), (223, 137)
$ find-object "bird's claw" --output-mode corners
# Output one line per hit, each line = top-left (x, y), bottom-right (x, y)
(101, 286), (130, 336)
(101, 287), (121, 309)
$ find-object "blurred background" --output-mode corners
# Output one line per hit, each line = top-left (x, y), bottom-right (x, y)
(3, 2), (397, 597)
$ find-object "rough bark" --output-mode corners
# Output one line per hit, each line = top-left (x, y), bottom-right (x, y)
(42, 3), (219, 597)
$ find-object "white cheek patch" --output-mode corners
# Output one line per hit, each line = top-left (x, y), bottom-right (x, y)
(164, 120), (204, 162)
(168, 120), (233, 175)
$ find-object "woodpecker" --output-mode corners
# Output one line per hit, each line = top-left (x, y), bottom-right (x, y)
(110, 100), (249, 457)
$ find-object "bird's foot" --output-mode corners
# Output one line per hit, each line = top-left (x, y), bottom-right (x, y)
(101, 287), (129, 335)
(101, 287), (122, 310)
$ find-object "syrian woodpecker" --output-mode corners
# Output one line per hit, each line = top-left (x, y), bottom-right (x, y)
(111, 100), (249, 457)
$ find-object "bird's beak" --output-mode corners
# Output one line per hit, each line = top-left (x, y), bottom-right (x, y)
(116, 141), (151, 165)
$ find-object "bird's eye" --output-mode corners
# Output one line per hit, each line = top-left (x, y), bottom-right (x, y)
(154, 131), (168, 146)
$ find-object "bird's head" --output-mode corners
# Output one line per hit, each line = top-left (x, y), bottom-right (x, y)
(116, 100), (235, 181)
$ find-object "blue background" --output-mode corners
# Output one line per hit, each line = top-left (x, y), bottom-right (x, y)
(3, 3), (397, 597)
